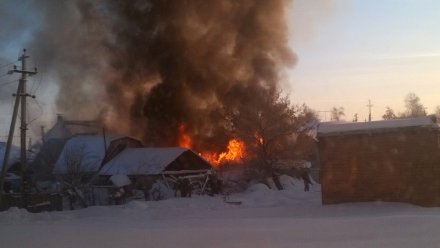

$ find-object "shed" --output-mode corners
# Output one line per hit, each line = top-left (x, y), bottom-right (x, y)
(317, 115), (440, 207)
(98, 147), (212, 176)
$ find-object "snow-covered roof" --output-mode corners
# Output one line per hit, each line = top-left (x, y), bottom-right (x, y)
(43, 115), (100, 143)
(0, 142), (20, 171)
(99, 147), (194, 176)
(43, 120), (71, 142)
(318, 115), (438, 136)
(53, 135), (122, 174)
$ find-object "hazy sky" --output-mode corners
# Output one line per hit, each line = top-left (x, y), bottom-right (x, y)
(289, 0), (440, 121)
(1, 0), (440, 141)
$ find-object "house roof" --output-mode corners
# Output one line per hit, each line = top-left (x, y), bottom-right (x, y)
(31, 138), (68, 175)
(53, 135), (122, 174)
(43, 115), (101, 143)
(63, 120), (101, 135)
(99, 147), (192, 176)
(318, 115), (439, 136)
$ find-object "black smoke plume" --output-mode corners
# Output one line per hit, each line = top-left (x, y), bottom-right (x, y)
(104, 0), (296, 151)
(3, 0), (296, 151)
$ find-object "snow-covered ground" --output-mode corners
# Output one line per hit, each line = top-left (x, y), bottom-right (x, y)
(1, 181), (440, 248)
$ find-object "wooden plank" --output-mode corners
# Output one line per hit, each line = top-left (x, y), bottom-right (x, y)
(161, 169), (211, 175)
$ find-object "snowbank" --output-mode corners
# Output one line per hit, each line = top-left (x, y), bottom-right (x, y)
(1, 183), (440, 248)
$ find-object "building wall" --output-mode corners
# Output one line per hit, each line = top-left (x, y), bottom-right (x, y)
(319, 127), (440, 207)
(166, 150), (213, 171)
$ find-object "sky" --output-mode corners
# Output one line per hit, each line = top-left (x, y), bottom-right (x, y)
(0, 1), (56, 142)
(1, 0), (440, 142)
(289, 0), (440, 121)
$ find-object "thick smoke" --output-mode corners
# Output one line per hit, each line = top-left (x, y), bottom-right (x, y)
(25, 0), (109, 119)
(6, 0), (295, 151)
(104, 0), (296, 150)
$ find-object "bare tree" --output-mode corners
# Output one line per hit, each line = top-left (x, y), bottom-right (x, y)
(62, 145), (89, 208)
(63, 145), (87, 187)
(434, 106), (440, 118)
(227, 90), (317, 183)
(400, 92), (426, 118)
(352, 113), (358, 122)
(330, 106), (345, 121)
(382, 106), (397, 120)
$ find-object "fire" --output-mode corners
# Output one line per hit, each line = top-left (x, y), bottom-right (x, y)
(218, 139), (245, 162)
(202, 139), (246, 167)
(178, 123), (192, 149)
(176, 123), (245, 167)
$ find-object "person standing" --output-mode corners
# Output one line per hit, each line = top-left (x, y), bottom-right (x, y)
(301, 168), (312, 192)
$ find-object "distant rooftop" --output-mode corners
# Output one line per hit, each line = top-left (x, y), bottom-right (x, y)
(318, 115), (438, 136)
(43, 115), (101, 143)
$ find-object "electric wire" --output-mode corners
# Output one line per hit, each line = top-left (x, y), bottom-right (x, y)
(27, 98), (44, 125)
(32, 73), (43, 95)
(0, 79), (18, 88)
(0, 91), (18, 141)
(0, 73), (10, 78)
(0, 60), (16, 69)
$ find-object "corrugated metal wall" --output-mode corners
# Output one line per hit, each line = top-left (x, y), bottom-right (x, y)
(319, 127), (440, 207)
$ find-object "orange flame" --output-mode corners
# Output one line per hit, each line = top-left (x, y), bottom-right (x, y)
(178, 123), (192, 149)
(202, 139), (245, 167)
(177, 123), (245, 167)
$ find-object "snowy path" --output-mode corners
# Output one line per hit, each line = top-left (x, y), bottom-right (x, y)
(1, 187), (440, 248)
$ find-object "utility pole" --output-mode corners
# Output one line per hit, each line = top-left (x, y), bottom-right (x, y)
(0, 75), (23, 205)
(0, 49), (37, 208)
(16, 49), (37, 208)
(367, 100), (373, 122)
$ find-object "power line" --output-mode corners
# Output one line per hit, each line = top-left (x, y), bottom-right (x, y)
(31, 71), (44, 94)
(0, 79), (18, 88)
(33, 79), (42, 94)
(27, 98), (44, 125)
(0, 60), (16, 69)
(29, 76), (36, 94)
(0, 61), (18, 78)
(32, 70), (45, 95)
(0, 72), (11, 78)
